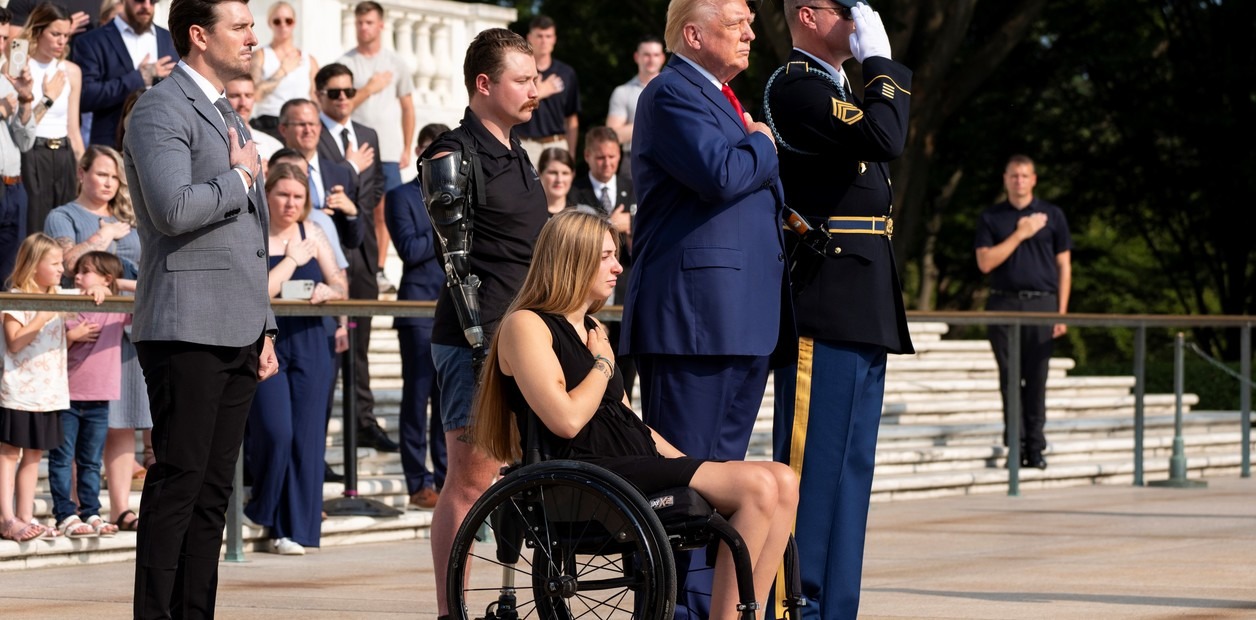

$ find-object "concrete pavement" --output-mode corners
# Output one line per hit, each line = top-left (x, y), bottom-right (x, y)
(2, 477), (1254, 619)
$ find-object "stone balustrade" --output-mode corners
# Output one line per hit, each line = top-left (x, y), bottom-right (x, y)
(153, 0), (517, 131)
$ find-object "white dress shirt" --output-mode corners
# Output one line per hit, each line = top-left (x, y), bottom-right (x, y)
(114, 15), (158, 70)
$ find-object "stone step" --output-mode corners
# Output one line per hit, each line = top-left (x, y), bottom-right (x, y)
(0, 509), (433, 572)
(870, 451), (1247, 502)
(871, 430), (1246, 475)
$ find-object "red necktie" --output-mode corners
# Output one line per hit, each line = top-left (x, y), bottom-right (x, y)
(721, 83), (750, 130)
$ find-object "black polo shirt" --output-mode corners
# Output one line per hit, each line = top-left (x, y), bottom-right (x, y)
(974, 198), (1072, 293)
(422, 107), (548, 347)
(516, 58), (580, 139)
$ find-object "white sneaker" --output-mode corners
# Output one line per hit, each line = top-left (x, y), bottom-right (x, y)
(269, 537), (305, 555)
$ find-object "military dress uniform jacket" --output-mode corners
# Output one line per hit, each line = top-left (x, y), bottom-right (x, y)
(765, 51), (914, 355)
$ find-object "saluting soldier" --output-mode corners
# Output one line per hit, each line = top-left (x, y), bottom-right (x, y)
(763, 2), (912, 618)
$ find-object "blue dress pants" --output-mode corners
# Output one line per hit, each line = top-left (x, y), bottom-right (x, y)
(773, 339), (887, 620)
(245, 319), (334, 547)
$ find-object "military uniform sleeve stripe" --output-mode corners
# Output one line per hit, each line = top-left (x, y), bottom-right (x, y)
(864, 74), (912, 95)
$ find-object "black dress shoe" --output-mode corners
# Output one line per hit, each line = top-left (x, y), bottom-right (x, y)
(1023, 453), (1048, 469)
(358, 424), (400, 452)
(324, 462), (345, 483)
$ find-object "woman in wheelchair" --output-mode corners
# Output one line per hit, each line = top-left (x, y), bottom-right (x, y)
(469, 208), (799, 619)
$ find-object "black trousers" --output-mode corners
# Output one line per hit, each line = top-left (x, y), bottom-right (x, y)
(987, 294), (1057, 454)
(133, 338), (261, 620)
(21, 142), (76, 235)
(347, 241), (380, 429)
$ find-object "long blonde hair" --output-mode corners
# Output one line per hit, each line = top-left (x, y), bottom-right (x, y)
(469, 209), (618, 463)
(79, 146), (137, 226)
(7, 233), (61, 293)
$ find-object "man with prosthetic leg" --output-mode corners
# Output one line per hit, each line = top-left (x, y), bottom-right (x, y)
(419, 28), (549, 620)
(764, 2), (913, 618)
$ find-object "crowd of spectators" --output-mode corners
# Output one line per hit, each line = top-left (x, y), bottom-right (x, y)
(0, 0), (649, 552)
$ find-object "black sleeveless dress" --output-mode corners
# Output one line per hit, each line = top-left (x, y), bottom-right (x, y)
(505, 312), (705, 495)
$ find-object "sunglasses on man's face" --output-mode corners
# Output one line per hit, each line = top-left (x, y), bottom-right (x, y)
(271, 17), (295, 26)
(321, 88), (357, 100)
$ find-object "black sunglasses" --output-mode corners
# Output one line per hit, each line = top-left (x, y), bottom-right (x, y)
(801, 5), (853, 19)
(321, 88), (357, 100)
(271, 17), (294, 26)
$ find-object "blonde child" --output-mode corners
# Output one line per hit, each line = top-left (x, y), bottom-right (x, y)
(0, 234), (98, 542)
(49, 251), (126, 538)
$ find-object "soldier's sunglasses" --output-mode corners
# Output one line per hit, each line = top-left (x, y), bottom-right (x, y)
(800, 5), (853, 19)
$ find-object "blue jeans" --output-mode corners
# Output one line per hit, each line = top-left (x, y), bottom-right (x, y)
(49, 400), (110, 522)
(431, 343), (476, 432)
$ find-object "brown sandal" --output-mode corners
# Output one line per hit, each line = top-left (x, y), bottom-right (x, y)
(115, 510), (140, 532)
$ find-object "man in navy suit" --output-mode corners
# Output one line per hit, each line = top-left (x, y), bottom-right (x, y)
(72, 0), (177, 147)
(621, 0), (792, 617)
(382, 131), (447, 510)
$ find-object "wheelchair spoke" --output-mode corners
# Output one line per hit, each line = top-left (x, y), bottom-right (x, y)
(572, 554), (621, 580)
(449, 462), (676, 620)
(568, 589), (635, 620)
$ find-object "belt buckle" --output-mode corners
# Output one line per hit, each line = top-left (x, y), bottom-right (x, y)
(46, 138), (63, 150)
(884, 217), (893, 239)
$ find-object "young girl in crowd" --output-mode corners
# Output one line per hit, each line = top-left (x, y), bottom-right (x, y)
(0, 234), (96, 541)
(48, 251), (126, 538)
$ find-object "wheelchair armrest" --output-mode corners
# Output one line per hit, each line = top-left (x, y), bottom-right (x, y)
(647, 486), (714, 526)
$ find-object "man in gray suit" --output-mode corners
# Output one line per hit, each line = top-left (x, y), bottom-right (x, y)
(122, 0), (277, 616)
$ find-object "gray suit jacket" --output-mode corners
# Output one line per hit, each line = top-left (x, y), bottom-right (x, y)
(123, 65), (276, 347)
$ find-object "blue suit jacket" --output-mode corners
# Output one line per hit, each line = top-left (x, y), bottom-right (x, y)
(72, 21), (177, 148)
(383, 179), (444, 329)
(622, 56), (793, 358)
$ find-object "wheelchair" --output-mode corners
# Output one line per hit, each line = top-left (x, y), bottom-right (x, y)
(446, 414), (807, 620)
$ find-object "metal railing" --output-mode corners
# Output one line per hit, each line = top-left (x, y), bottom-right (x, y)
(2, 294), (1251, 536)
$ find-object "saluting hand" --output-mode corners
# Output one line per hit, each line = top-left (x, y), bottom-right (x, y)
(849, 2), (893, 63)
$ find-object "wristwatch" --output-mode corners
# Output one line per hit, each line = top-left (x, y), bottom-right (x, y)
(41, 95), (54, 109)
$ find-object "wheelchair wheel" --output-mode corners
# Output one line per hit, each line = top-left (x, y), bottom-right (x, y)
(448, 460), (676, 620)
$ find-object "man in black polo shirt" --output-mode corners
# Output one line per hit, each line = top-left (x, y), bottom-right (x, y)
(419, 28), (548, 620)
(514, 14), (579, 164)
(975, 154), (1073, 469)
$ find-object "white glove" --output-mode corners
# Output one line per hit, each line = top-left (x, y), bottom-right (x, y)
(848, 2), (892, 62)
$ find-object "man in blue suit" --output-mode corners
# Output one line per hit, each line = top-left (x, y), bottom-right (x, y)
(621, 0), (792, 617)
(383, 130), (447, 510)
(72, 0), (177, 148)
